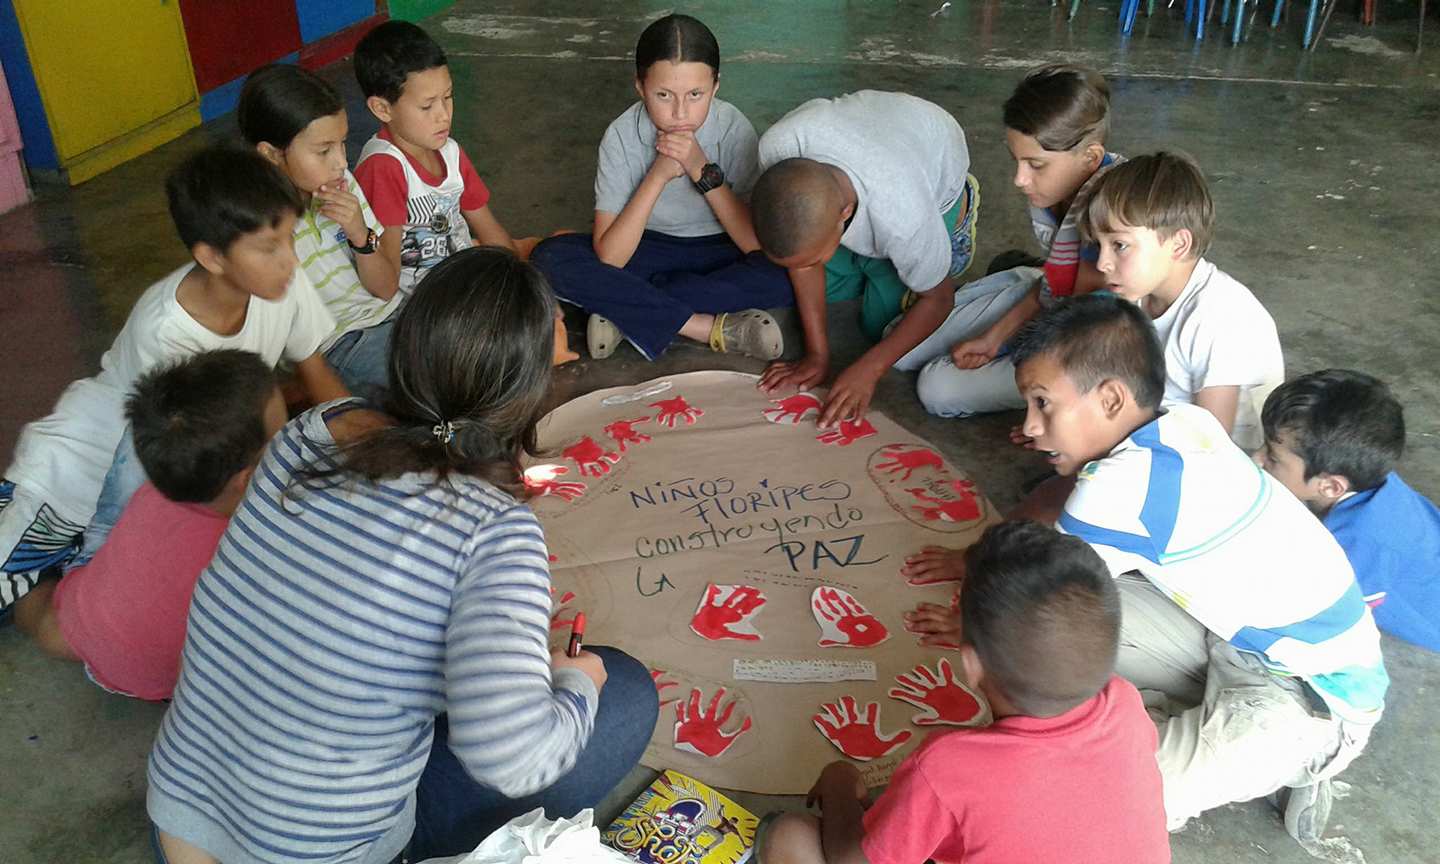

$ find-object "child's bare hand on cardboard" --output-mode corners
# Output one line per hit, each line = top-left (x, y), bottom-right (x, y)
(903, 600), (963, 649)
(759, 352), (829, 397)
(900, 545), (967, 586)
(315, 184), (368, 245)
(817, 359), (885, 428)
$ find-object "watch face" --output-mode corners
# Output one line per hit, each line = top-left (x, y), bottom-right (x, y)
(699, 163), (725, 190)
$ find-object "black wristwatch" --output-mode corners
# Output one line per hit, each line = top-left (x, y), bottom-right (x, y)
(693, 162), (726, 194)
(348, 227), (378, 255)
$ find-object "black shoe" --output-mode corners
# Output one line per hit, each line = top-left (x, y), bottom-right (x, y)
(985, 249), (1046, 275)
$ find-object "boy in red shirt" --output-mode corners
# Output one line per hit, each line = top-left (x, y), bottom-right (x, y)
(353, 21), (529, 294)
(14, 350), (286, 700)
(762, 521), (1170, 864)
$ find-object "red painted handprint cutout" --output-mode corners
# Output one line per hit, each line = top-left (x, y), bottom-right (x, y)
(813, 696), (912, 761)
(906, 479), (981, 523)
(650, 668), (680, 710)
(523, 464), (587, 501)
(563, 435), (621, 477)
(816, 417), (878, 446)
(690, 583), (768, 642)
(763, 393), (822, 425)
(603, 416), (652, 452)
(888, 658), (986, 726)
(873, 444), (944, 481)
(673, 687), (753, 758)
(651, 396), (704, 428)
(548, 587), (578, 632)
(812, 586), (890, 648)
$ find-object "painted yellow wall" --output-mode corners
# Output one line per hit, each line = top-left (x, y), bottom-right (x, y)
(13, 0), (198, 178)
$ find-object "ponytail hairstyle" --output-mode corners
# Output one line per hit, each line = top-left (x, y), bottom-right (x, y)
(237, 63), (344, 150)
(635, 14), (720, 81)
(1003, 64), (1111, 152)
(305, 247), (556, 497)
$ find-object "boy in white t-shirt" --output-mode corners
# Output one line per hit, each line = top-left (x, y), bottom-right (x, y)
(904, 296), (1386, 850)
(0, 147), (344, 610)
(1081, 152), (1283, 450)
(931, 153), (1282, 452)
(353, 21), (528, 294)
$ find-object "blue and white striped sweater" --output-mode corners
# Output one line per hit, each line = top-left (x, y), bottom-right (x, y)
(1059, 404), (1388, 721)
(148, 406), (597, 864)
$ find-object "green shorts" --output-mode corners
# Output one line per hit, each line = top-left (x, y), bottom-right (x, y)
(825, 174), (981, 342)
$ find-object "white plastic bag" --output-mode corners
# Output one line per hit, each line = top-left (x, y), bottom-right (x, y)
(417, 808), (634, 864)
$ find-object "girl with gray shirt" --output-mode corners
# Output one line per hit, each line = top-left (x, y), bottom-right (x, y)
(531, 14), (792, 362)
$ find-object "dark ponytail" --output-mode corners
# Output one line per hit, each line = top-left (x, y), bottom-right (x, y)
(303, 247), (556, 497)
(635, 14), (719, 80)
(237, 64), (344, 149)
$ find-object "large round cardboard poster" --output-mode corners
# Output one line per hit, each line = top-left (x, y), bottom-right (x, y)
(526, 371), (998, 794)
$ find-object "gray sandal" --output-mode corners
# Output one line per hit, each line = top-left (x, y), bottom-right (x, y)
(709, 309), (783, 360)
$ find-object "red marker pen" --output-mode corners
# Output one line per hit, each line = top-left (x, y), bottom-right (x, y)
(566, 612), (587, 658)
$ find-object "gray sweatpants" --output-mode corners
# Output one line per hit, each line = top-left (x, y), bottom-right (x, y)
(1115, 573), (1378, 830)
(893, 267), (1037, 409)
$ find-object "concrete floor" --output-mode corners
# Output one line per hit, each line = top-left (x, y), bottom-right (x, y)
(2, 1), (1438, 861)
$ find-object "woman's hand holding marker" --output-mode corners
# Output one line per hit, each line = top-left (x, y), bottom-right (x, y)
(566, 612), (587, 658)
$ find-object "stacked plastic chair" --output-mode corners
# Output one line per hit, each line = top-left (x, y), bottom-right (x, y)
(1105, 0), (1425, 51)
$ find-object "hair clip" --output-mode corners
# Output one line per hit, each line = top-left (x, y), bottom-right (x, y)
(432, 421), (456, 445)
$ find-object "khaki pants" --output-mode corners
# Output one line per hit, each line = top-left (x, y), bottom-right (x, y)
(1115, 574), (1377, 830)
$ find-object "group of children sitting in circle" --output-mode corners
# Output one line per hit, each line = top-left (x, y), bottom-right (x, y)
(1, 11), (1436, 864)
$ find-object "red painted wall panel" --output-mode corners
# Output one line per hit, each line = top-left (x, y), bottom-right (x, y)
(178, 0), (302, 93)
(298, 14), (385, 71)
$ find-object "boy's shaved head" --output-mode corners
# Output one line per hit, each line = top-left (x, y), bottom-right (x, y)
(961, 520), (1121, 717)
(751, 158), (846, 260)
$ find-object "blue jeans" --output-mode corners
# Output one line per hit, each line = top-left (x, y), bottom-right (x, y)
(326, 317), (398, 405)
(531, 232), (794, 360)
(405, 646), (659, 861)
(76, 426), (145, 568)
(151, 647), (657, 864)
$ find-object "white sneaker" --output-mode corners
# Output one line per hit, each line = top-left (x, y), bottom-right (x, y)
(1271, 779), (1333, 845)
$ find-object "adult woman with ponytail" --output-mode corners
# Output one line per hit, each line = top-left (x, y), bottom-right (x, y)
(145, 247), (657, 864)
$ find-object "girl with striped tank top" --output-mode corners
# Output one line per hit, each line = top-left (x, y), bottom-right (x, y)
(905, 65), (1126, 420)
(239, 64), (401, 403)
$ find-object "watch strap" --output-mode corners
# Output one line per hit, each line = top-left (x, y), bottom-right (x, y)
(693, 163), (725, 194)
(348, 227), (378, 254)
